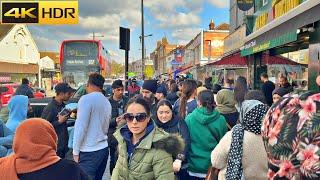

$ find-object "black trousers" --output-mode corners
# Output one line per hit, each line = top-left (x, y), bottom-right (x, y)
(109, 144), (118, 175)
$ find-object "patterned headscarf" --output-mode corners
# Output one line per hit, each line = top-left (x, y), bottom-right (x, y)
(226, 100), (269, 180)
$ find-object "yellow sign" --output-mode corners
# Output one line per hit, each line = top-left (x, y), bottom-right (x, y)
(274, 0), (300, 19)
(144, 65), (154, 79)
(1, 1), (78, 24)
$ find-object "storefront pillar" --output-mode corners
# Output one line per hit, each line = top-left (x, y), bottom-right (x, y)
(253, 52), (263, 89)
(308, 21), (320, 91)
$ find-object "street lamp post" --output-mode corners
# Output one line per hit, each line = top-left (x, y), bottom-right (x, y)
(141, 0), (145, 78)
(139, 34), (152, 77)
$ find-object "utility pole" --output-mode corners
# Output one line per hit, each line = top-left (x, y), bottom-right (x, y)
(141, 0), (145, 78)
(90, 32), (104, 40)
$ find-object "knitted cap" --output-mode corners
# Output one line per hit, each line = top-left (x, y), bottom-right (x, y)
(156, 85), (167, 96)
(142, 80), (157, 94)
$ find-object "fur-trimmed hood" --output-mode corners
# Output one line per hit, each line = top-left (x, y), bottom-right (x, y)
(114, 122), (185, 157)
(152, 133), (185, 158)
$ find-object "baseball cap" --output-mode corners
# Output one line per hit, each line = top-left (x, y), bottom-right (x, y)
(55, 83), (75, 93)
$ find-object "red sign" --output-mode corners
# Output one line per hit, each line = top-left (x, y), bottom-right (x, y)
(0, 76), (11, 82)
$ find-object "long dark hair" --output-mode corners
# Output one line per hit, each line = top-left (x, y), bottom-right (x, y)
(234, 76), (248, 105)
(179, 79), (197, 119)
(125, 97), (151, 116)
(157, 99), (173, 112)
(198, 90), (215, 113)
(170, 83), (179, 93)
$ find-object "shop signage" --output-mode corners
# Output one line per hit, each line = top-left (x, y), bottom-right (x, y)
(237, 0), (254, 11)
(241, 31), (297, 56)
(0, 76), (11, 82)
(174, 49), (184, 63)
(225, 26), (246, 53)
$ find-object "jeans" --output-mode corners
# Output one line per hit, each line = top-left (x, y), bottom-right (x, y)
(176, 168), (189, 180)
(79, 147), (109, 180)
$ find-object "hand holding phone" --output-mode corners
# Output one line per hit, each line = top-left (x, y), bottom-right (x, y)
(58, 114), (68, 123)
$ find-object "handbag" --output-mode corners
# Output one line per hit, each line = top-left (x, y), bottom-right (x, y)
(205, 166), (220, 180)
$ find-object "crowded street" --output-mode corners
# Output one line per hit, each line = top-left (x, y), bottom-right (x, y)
(1, 0), (320, 180)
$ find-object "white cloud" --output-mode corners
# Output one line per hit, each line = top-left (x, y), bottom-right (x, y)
(145, 0), (185, 11)
(33, 36), (60, 51)
(160, 12), (201, 28)
(207, 0), (230, 8)
(79, 0), (141, 29)
(171, 28), (201, 44)
(145, 0), (203, 29)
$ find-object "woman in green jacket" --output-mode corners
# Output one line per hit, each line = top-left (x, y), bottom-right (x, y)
(185, 90), (227, 179)
(111, 97), (184, 180)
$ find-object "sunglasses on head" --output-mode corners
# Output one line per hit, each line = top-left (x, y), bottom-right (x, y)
(123, 113), (148, 122)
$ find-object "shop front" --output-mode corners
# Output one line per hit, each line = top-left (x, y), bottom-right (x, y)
(0, 61), (39, 85)
(241, 0), (320, 91)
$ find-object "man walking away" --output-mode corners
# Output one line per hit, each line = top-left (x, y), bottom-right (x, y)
(108, 79), (128, 175)
(260, 73), (275, 106)
(41, 83), (74, 158)
(73, 73), (111, 180)
(15, 78), (34, 98)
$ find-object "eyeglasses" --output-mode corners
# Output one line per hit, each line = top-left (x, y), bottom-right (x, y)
(123, 113), (148, 122)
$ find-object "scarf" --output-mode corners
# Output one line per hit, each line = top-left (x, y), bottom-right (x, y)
(0, 118), (60, 179)
(216, 89), (237, 114)
(226, 100), (268, 180)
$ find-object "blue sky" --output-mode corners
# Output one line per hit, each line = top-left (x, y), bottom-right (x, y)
(28, 0), (230, 63)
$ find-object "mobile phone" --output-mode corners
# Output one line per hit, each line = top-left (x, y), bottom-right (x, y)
(59, 108), (71, 117)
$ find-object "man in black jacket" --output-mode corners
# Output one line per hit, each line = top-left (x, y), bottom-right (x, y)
(108, 79), (128, 175)
(41, 83), (74, 158)
(260, 73), (275, 106)
(14, 78), (34, 98)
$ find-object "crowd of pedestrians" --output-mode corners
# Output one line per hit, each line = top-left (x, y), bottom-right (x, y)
(0, 73), (319, 180)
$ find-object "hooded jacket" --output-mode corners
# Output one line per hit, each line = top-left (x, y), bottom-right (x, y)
(111, 122), (184, 180)
(6, 95), (28, 132)
(154, 115), (190, 164)
(185, 107), (227, 174)
(0, 120), (13, 157)
(14, 84), (34, 98)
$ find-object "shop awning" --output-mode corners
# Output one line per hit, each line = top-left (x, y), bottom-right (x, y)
(262, 54), (303, 65)
(207, 53), (247, 67)
(0, 61), (39, 74)
(206, 52), (303, 68)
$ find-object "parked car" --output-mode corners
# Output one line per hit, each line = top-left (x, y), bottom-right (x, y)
(29, 84), (111, 118)
(32, 87), (46, 98)
(0, 83), (19, 107)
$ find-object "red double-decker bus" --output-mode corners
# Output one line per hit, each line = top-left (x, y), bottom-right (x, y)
(59, 40), (110, 88)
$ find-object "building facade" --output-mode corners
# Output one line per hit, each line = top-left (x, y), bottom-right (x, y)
(0, 24), (40, 85)
(150, 38), (177, 76)
(240, 0), (320, 90)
